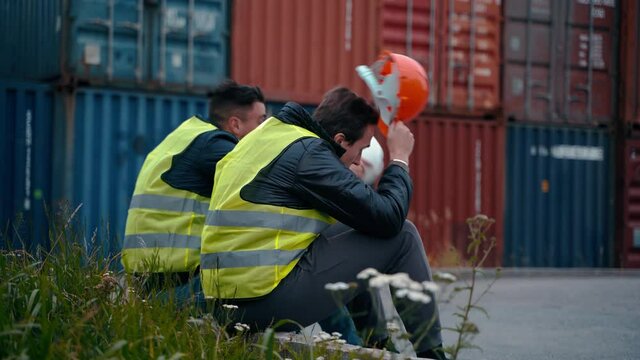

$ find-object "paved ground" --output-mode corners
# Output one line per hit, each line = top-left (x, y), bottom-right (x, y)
(437, 269), (640, 360)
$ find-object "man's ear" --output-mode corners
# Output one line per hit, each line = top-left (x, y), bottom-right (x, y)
(228, 116), (242, 134)
(333, 132), (347, 146)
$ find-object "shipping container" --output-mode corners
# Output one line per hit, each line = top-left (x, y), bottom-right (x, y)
(620, 0), (640, 130)
(232, 0), (376, 104)
(54, 87), (208, 255)
(384, 115), (505, 266)
(505, 124), (614, 267)
(619, 139), (640, 267)
(503, 0), (619, 126)
(0, 81), (55, 251)
(0, 0), (228, 92)
(231, 0), (502, 115)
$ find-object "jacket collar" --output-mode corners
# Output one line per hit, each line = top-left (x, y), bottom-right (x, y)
(276, 102), (346, 157)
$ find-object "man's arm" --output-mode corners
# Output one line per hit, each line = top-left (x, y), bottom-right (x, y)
(292, 140), (412, 238)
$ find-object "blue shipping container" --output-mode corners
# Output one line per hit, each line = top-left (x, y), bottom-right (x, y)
(0, 81), (54, 250)
(504, 124), (614, 267)
(56, 87), (208, 255)
(0, 0), (228, 91)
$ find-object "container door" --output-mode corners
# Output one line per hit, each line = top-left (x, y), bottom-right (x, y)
(0, 81), (54, 251)
(154, 0), (228, 89)
(439, 0), (501, 115)
(70, 0), (144, 83)
(505, 124), (614, 267)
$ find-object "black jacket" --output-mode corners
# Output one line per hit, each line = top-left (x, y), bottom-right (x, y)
(240, 102), (413, 238)
(162, 116), (238, 198)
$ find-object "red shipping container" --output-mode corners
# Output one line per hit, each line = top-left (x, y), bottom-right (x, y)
(231, 0), (502, 116)
(436, 0), (501, 114)
(503, 0), (618, 126)
(620, 0), (640, 129)
(620, 139), (640, 268)
(231, 0), (377, 105)
(377, 115), (505, 266)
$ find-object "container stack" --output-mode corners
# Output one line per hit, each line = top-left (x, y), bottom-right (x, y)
(2, 0), (636, 268)
(618, 0), (640, 267)
(0, 0), (226, 252)
(503, 0), (617, 267)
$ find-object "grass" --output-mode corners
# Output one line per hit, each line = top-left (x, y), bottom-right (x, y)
(0, 206), (379, 360)
(1, 206), (498, 360)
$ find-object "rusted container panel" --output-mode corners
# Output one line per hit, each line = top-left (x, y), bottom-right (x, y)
(437, 0), (502, 114)
(401, 115), (505, 266)
(231, 0), (377, 104)
(620, 0), (640, 128)
(503, 0), (618, 126)
(379, 0), (439, 106)
(620, 139), (640, 267)
(232, 0), (502, 115)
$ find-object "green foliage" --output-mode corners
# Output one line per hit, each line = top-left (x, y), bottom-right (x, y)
(0, 206), (321, 360)
(439, 214), (501, 360)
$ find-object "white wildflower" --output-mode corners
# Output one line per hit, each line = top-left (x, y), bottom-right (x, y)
(369, 274), (391, 288)
(395, 288), (410, 299)
(406, 291), (431, 304)
(422, 281), (440, 293)
(324, 282), (349, 291)
(434, 272), (457, 283)
(316, 357), (325, 360)
(222, 304), (238, 310)
(234, 322), (249, 332)
(357, 267), (380, 280)
(334, 339), (347, 344)
(388, 273), (411, 289)
(331, 332), (342, 338)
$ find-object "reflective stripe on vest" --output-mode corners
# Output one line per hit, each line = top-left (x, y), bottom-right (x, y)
(122, 116), (220, 273)
(205, 210), (331, 234)
(123, 233), (201, 249)
(200, 117), (335, 299)
(200, 248), (306, 269)
(130, 194), (210, 214)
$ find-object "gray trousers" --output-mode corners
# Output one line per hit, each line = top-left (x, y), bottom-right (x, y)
(226, 221), (443, 352)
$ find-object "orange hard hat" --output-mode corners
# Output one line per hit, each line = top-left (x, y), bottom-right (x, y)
(356, 51), (429, 136)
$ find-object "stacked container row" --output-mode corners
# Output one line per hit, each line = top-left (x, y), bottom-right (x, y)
(0, 0), (229, 93)
(231, 0), (502, 116)
(617, 0), (640, 267)
(501, 0), (619, 267)
(503, 0), (619, 126)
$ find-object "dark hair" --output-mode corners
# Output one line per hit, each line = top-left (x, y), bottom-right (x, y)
(313, 87), (379, 143)
(208, 80), (264, 124)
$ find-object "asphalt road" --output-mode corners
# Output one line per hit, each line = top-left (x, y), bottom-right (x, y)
(438, 269), (640, 360)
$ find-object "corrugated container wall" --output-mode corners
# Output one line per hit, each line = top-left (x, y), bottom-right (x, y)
(232, 0), (376, 104)
(619, 139), (640, 267)
(505, 124), (614, 267)
(0, 81), (54, 251)
(503, 0), (619, 126)
(54, 88), (208, 255)
(0, 0), (228, 92)
(620, 0), (640, 130)
(232, 0), (502, 116)
(400, 116), (505, 266)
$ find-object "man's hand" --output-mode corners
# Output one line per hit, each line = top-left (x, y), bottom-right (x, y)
(386, 121), (414, 163)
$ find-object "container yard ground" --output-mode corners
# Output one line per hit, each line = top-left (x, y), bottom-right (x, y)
(437, 268), (640, 360)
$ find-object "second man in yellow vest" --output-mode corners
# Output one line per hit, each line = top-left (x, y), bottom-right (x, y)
(122, 80), (266, 308)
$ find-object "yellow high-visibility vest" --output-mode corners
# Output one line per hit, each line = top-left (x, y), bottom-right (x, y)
(200, 117), (335, 299)
(122, 116), (221, 273)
